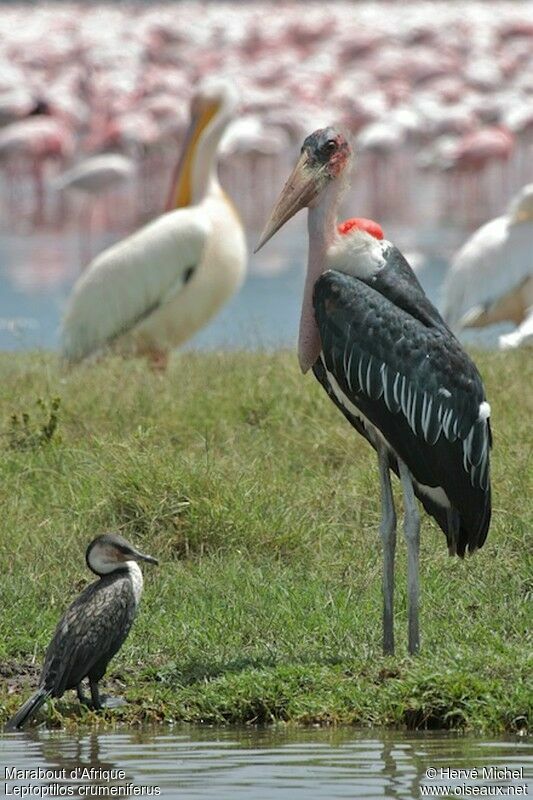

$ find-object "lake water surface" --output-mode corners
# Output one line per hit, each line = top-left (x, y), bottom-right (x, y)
(1, 726), (531, 799)
(0, 221), (508, 354)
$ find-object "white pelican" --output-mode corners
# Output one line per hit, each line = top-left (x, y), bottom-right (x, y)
(442, 183), (533, 348)
(61, 79), (247, 369)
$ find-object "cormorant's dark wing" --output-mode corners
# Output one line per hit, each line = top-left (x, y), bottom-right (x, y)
(41, 574), (137, 695)
(313, 266), (491, 554)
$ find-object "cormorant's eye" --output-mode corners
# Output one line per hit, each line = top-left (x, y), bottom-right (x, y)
(322, 139), (337, 155)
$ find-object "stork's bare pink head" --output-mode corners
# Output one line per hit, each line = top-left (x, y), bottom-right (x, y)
(254, 127), (352, 252)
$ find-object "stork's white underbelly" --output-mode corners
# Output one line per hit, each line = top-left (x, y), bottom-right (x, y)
(115, 203), (246, 354)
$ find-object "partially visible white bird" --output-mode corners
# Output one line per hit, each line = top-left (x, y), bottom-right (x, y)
(53, 154), (137, 269)
(442, 183), (533, 348)
(61, 79), (247, 370)
(53, 153), (136, 194)
(220, 115), (290, 157)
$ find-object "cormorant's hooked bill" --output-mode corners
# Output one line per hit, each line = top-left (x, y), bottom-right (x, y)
(86, 532), (158, 574)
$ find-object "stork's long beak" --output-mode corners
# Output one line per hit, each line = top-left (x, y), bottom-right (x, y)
(254, 153), (326, 252)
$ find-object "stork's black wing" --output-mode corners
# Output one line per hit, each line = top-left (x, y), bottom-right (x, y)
(40, 574), (137, 695)
(313, 263), (491, 555)
(364, 243), (450, 331)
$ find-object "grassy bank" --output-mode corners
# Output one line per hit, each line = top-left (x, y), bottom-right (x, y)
(0, 350), (531, 734)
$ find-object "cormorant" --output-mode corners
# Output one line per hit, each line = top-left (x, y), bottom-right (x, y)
(5, 533), (158, 730)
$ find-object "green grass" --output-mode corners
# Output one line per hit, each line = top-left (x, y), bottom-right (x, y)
(0, 350), (531, 734)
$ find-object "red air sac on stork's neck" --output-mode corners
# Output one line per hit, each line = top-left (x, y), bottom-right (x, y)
(338, 217), (384, 240)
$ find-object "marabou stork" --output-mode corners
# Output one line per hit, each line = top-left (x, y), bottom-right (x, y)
(256, 128), (492, 655)
(61, 79), (247, 370)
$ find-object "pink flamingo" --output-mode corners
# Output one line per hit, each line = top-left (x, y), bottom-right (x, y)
(0, 116), (74, 226)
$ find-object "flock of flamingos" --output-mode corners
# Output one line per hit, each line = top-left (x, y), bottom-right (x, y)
(0, 2), (532, 349)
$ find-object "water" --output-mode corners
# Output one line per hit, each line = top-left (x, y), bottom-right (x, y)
(0, 217), (512, 354)
(0, 223), (307, 353)
(0, 221), (505, 357)
(1, 726), (531, 799)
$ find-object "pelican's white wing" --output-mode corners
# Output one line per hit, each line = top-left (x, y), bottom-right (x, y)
(442, 216), (533, 328)
(61, 209), (211, 362)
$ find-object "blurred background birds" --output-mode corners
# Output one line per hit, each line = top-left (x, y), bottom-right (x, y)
(0, 1), (532, 355)
(442, 183), (533, 349)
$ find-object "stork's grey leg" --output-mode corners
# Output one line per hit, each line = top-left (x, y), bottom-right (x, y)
(397, 459), (420, 654)
(378, 447), (397, 655)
